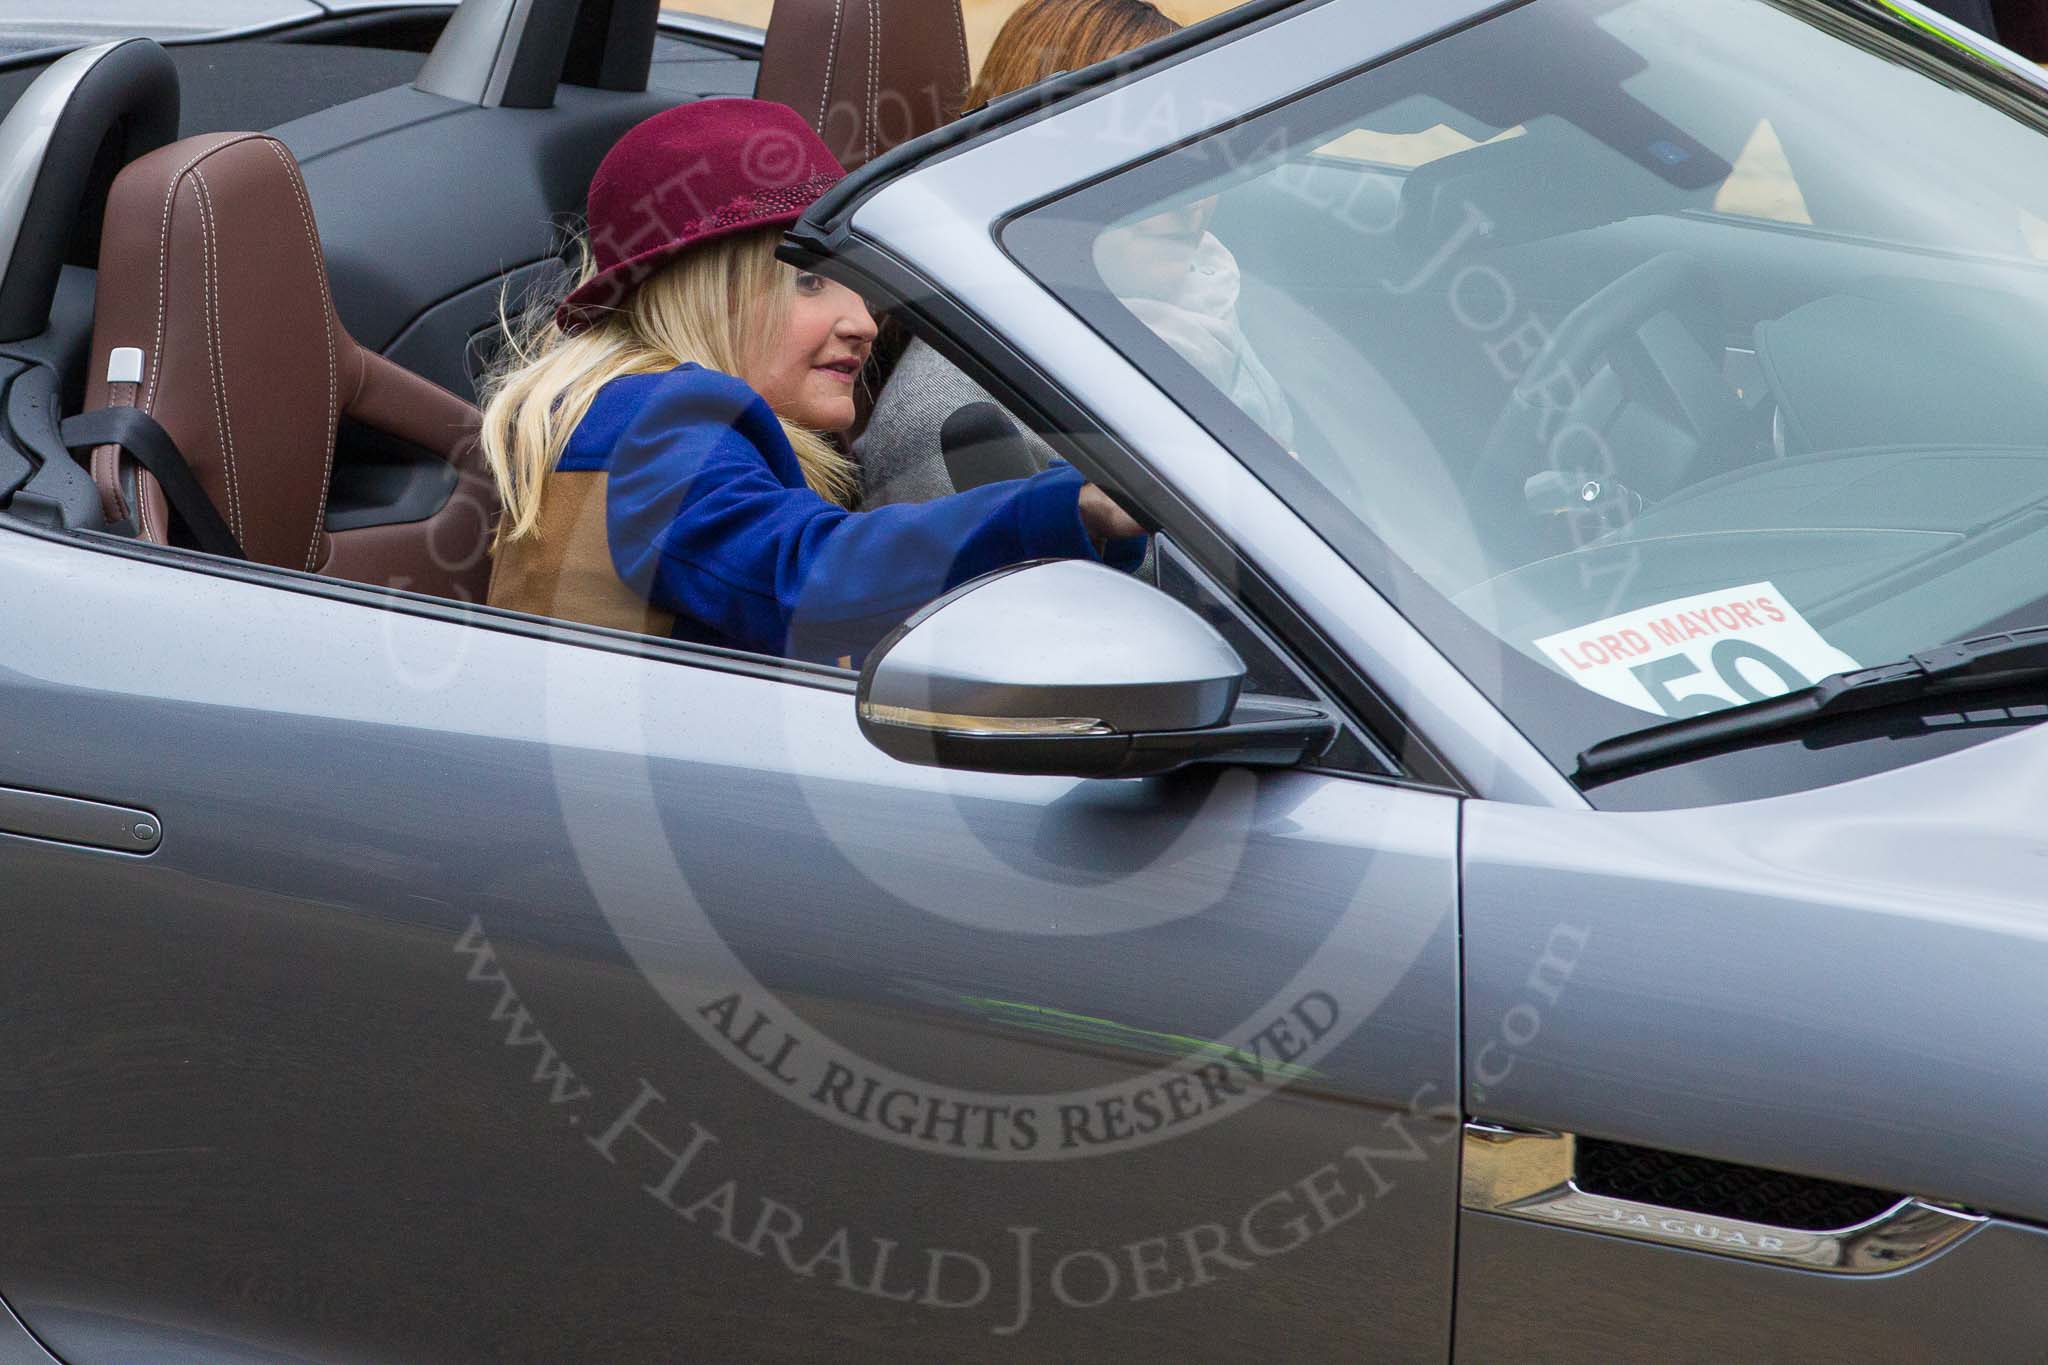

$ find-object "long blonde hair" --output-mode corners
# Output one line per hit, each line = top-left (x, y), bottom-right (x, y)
(480, 227), (859, 545)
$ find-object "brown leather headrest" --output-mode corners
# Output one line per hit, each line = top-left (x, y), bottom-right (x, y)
(83, 133), (343, 568)
(755, 0), (971, 172)
(82, 132), (483, 576)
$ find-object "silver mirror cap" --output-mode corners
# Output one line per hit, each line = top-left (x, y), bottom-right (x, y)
(861, 559), (1245, 735)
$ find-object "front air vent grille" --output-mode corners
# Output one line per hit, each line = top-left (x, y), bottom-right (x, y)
(1575, 1138), (1904, 1230)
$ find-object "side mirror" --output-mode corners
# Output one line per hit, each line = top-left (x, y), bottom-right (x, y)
(857, 560), (1337, 778)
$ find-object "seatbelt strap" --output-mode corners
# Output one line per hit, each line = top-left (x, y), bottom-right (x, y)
(60, 407), (246, 560)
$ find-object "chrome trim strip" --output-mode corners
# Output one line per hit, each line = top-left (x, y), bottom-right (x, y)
(1461, 1124), (1986, 1274)
(859, 704), (1111, 736)
(0, 41), (126, 304)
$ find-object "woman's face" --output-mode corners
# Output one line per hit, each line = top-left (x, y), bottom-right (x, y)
(750, 270), (876, 433)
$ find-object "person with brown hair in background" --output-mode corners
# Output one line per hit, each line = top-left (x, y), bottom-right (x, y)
(959, 0), (1179, 117)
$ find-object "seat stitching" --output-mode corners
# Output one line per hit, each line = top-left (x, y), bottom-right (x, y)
(818, 0), (846, 132)
(189, 169), (245, 544)
(132, 133), (264, 545)
(137, 465), (158, 542)
(947, 0), (968, 98)
(865, 0), (877, 163)
(262, 138), (338, 572)
(142, 133), (265, 414)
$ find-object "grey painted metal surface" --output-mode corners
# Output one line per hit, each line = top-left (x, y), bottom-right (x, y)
(0, 523), (1461, 1358)
(1461, 720), (2048, 1224)
(847, 0), (1581, 809)
(1456, 1210), (2048, 1363)
(0, 42), (122, 307)
(0, 1293), (57, 1365)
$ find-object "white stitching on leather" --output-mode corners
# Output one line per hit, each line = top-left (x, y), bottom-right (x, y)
(818, 0), (846, 132)
(107, 134), (262, 547)
(262, 137), (338, 572)
(137, 465), (158, 541)
(143, 134), (264, 415)
(189, 169), (245, 544)
(865, 0), (878, 163)
(135, 134), (266, 543)
(948, 0), (968, 95)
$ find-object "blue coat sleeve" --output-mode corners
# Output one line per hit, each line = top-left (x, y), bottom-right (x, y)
(602, 369), (1144, 661)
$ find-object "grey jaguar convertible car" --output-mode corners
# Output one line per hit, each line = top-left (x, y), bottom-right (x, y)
(2, 0), (2048, 1360)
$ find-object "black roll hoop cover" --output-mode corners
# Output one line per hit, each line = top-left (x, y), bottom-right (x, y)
(0, 38), (180, 343)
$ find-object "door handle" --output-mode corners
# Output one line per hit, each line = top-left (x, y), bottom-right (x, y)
(0, 784), (160, 854)
(1462, 1123), (1984, 1273)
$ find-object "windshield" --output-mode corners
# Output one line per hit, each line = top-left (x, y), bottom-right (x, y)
(1010, 0), (2048, 803)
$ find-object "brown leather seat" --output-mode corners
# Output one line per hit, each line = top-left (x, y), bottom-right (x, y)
(755, 0), (971, 172)
(80, 131), (497, 601)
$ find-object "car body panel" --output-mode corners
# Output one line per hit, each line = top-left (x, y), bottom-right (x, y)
(1462, 720), (2048, 1222)
(0, 524), (1462, 1359)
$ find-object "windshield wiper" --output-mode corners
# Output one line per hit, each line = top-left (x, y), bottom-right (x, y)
(1575, 627), (2048, 783)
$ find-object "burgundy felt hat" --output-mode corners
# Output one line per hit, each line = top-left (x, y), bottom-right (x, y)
(556, 98), (845, 333)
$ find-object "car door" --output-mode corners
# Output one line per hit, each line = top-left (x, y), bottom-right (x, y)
(1454, 758), (2048, 1364)
(0, 448), (1459, 1362)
